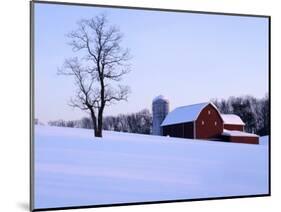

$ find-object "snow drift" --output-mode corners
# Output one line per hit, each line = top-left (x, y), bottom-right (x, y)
(34, 126), (269, 209)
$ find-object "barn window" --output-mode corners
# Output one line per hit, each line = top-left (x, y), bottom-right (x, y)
(201, 120), (205, 125)
(208, 110), (211, 115)
(214, 121), (217, 126)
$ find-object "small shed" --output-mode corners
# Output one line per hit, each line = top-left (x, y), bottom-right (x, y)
(221, 129), (259, 144)
(161, 102), (224, 139)
(221, 114), (245, 131)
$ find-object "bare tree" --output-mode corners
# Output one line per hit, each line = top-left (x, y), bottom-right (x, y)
(58, 14), (131, 137)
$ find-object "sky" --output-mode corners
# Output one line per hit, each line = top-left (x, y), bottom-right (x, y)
(34, 3), (269, 124)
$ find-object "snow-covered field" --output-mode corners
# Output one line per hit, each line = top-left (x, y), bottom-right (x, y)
(34, 126), (269, 209)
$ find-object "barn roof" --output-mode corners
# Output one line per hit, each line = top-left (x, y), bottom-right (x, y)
(221, 114), (245, 126)
(161, 102), (219, 126)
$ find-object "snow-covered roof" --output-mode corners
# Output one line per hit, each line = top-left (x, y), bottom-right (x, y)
(221, 114), (245, 126)
(161, 102), (218, 127)
(153, 95), (169, 103)
(222, 129), (258, 137)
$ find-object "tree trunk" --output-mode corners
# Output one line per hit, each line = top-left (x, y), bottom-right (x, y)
(96, 108), (103, 137)
(95, 129), (102, 137)
(89, 108), (99, 137)
(96, 106), (104, 137)
(96, 67), (105, 138)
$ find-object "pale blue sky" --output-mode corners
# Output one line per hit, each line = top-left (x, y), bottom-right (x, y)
(34, 3), (269, 123)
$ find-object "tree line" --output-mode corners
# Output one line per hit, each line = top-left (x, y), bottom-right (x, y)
(46, 94), (269, 136)
(212, 94), (269, 136)
(48, 109), (152, 135)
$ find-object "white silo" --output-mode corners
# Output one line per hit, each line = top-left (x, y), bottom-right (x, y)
(152, 95), (169, 135)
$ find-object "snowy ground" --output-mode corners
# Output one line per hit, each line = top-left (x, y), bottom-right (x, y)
(34, 126), (269, 209)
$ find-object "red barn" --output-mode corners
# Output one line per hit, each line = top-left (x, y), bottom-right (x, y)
(161, 102), (223, 139)
(161, 102), (259, 144)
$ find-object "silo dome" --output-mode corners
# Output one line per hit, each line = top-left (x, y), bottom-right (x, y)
(152, 95), (170, 135)
(153, 95), (169, 103)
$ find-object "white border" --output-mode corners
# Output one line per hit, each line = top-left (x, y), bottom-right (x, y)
(1, 0), (280, 212)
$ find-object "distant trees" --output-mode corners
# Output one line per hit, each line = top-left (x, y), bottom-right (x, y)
(212, 94), (269, 136)
(103, 109), (152, 134)
(48, 109), (152, 135)
(48, 119), (74, 127)
(58, 14), (131, 138)
(80, 117), (93, 129)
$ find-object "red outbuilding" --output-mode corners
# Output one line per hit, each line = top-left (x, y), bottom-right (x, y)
(221, 129), (259, 145)
(221, 114), (245, 131)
